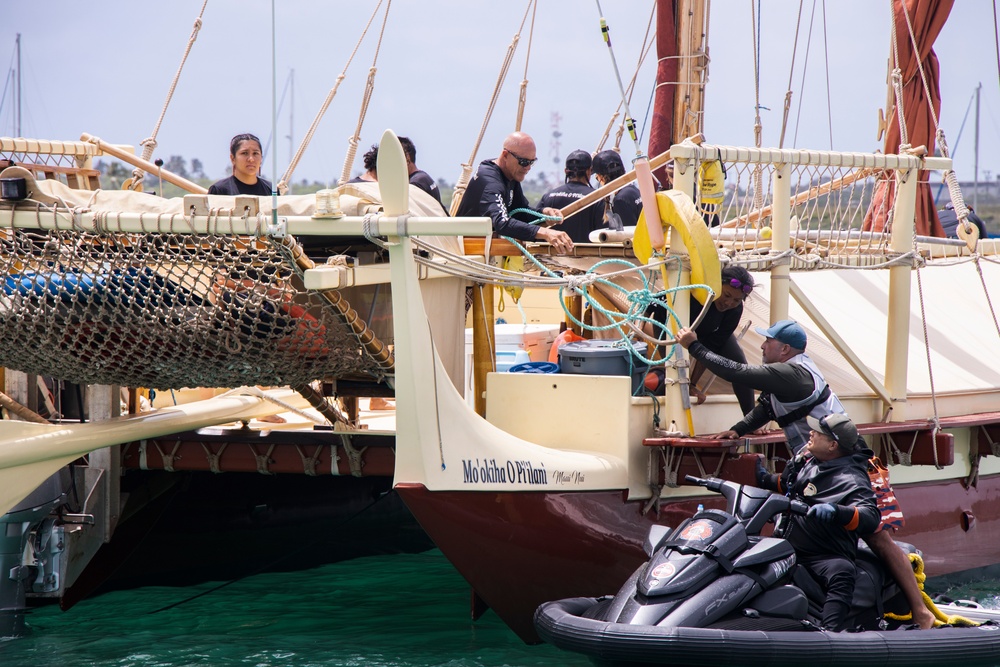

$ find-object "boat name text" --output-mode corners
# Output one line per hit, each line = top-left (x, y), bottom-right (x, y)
(461, 458), (548, 485)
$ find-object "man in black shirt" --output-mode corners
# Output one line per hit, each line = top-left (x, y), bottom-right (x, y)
(591, 149), (641, 229)
(208, 133), (273, 196)
(398, 136), (446, 212)
(454, 132), (573, 254)
(535, 150), (606, 243)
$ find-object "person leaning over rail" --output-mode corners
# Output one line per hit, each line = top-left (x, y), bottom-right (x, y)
(675, 319), (937, 630)
(535, 149), (606, 243)
(398, 136), (446, 213)
(591, 149), (641, 230)
(208, 133), (273, 196)
(645, 265), (757, 414)
(756, 412), (879, 631)
(454, 131), (574, 255)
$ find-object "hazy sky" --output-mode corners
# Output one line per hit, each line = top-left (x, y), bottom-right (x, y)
(3, 1), (997, 191)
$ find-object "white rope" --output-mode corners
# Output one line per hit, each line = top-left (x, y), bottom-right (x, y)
(279, 0), (385, 193)
(338, 0), (392, 186)
(130, 0), (209, 189)
(449, 0), (534, 215)
(514, 0), (538, 132)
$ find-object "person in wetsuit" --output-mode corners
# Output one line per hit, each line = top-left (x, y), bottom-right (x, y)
(591, 149), (641, 229)
(455, 132), (573, 254)
(646, 265), (757, 414)
(535, 149), (606, 243)
(675, 319), (936, 629)
(756, 413), (879, 631)
(208, 133), (273, 196)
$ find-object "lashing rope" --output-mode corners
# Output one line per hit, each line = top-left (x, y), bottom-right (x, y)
(127, 0), (209, 191)
(338, 0), (392, 186)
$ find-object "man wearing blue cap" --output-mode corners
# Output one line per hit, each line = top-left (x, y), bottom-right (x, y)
(675, 318), (936, 629)
(677, 318), (843, 452)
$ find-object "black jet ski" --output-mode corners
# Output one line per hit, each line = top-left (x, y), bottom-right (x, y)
(535, 475), (1000, 667)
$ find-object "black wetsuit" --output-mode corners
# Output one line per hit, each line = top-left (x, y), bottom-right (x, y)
(686, 343), (845, 452)
(409, 169), (446, 211)
(536, 181), (606, 243)
(760, 448), (879, 630)
(647, 298), (754, 413)
(454, 159), (538, 241)
(208, 175), (273, 196)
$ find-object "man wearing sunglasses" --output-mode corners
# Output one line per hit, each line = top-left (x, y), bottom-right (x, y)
(676, 319), (936, 629)
(455, 132), (574, 254)
(755, 412), (879, 631)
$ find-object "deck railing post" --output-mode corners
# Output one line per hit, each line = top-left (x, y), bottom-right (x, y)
(769, 161), (792, 324)
(885, 163), (918, 421)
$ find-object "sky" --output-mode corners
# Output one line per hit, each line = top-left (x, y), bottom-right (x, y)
(2, 1), (998, 191)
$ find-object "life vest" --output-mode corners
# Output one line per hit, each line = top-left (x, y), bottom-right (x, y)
(769, 353), (845, 453)
(698, 159), (726, 205)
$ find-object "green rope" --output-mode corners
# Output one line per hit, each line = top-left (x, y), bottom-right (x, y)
(509, 207), (562, 224)
(501, 234), (714, 375)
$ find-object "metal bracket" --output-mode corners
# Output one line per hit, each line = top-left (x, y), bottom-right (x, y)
(267, 216), (288, 238)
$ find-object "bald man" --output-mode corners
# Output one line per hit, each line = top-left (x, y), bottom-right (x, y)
(456, 132), (574, 254)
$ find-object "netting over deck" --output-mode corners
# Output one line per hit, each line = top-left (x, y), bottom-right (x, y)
(0, 227), (386, 389)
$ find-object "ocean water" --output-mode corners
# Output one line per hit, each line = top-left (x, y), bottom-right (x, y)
(3, 548), (1000, 667)
(0, 549), (590, 667)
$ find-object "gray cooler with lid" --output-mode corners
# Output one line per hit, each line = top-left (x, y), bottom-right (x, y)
(557, 339), (649, 394)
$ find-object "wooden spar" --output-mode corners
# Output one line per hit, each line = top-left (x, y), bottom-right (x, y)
(722, 167), (876, 228)
(80, 133), (208, 194)
(557, 149), (673, 220)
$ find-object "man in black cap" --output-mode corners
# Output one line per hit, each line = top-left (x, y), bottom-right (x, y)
(535, 149), (606, 243)
(591, 149), (642, 229)
(756, 412), (879, 631)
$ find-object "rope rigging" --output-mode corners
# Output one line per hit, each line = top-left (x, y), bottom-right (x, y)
(449, 0), (537, 216)
(278, 0), (388, 193)
(126, 0), (209, 192)
(338, 0), (393, 186)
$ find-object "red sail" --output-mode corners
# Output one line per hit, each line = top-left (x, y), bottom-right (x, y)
(649, 1), (678, 186)
(865, 0), (952, 236)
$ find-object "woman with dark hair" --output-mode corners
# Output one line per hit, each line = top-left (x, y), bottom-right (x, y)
(208, 133), (272, 196)
(348, 144), (378, 183)
(646, 265), (756, 412)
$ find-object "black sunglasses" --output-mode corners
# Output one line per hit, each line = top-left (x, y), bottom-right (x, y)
(506, 149), (537, 168)
(727, 278), (754, 295)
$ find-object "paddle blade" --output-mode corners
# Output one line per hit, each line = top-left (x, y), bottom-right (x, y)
(377, 129), (410, 217)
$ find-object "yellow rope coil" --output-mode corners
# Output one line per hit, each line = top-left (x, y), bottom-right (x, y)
(884, 552), (980, 627)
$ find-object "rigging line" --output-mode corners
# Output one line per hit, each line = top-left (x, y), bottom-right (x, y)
(778, 0), (805, 149)
(129, 0), (210, 188)
(515, 0), (538, 132)
(994, 1), (1000, 95)
(279, 0), (385, 192)
(933, 89), (976, 205)
(262, 70), (294, 163)
(448, 0), (535, 215)
(595, 0), (643, 157)
(822, 0), (833, 149)
(792, 0), (818, 148)
(146, 489), (394, 615)
(338, 0), (393, 186)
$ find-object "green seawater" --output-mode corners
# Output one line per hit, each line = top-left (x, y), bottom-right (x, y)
(0, 549), (589, 667)
(4, 548), (1000, 667)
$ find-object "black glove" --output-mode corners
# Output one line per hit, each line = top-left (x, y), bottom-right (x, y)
(807, 503), (837, 523)
(754, 457), (770, 488)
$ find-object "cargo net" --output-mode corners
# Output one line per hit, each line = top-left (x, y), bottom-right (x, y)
(0, 228), (386, 389)
(692, 150), (931, 268)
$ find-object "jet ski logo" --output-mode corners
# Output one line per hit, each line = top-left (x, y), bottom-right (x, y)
(680, 520), (713, 541)
(651, 562), (676, 579)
